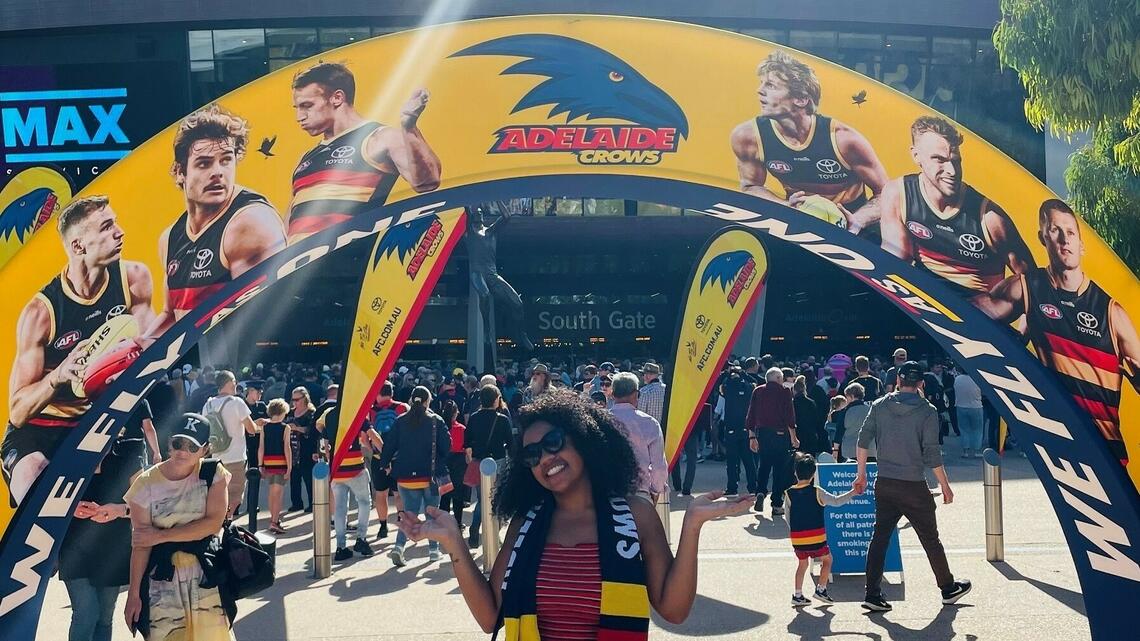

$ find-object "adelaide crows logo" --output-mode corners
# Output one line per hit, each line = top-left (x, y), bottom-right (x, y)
(700, 250), (758, 308)
(374, 214), (445, 280)
(451, 34), (688, 165)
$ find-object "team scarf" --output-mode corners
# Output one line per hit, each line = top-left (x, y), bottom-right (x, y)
(496, 495), (650, 641)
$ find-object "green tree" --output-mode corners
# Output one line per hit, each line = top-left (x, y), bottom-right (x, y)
(1065, 125), (1140, 275)
(994, 0), (1140, 275)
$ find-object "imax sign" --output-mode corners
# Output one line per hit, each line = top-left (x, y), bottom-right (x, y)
(1, 88), (130, 163)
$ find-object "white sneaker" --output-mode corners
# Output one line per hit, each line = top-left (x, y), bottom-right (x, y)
(388, 545), (406, 567)
(429, 549), (442, 563)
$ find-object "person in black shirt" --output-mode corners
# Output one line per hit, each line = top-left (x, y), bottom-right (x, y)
(463, 385), (513, 546)
(121, 398), (162, 466)
(287, 386), (318, 512)
(850, 355), (883, 404)
(62, 436), (145, 641)
(720, 367), (759, 497)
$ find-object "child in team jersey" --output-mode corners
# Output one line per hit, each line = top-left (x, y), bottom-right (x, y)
(785, 452), (859, 606)
(259, 398), (292, 534)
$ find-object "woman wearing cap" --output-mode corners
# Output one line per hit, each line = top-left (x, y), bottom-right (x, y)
(378, 385), (451, 567)
(123, 414), (233, 641)
(399, 392), (753, 640)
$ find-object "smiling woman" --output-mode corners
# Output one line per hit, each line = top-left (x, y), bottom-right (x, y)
(397, 391), (754, 639)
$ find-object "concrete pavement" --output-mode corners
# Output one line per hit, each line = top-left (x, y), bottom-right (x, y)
(35, 441), (1090, 640)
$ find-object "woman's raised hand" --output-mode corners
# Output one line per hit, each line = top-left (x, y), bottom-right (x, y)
(397, 506), (463, 551)
(684, 490), (754, 525)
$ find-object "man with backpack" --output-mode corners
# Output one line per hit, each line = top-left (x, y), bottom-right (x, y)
(202, 370), (258, 520)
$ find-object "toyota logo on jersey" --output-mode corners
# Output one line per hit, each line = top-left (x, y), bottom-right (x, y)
(1077, 311), (1099, 330)
(330, 145), (356, 159)
(959, 233), (985, 253)
(906, 221), (933, 240)
(193, 248), (214, 270)
(816, 159), (841, 175)
(107, 304), (126, 319)
(1039, 304), (1062, 320)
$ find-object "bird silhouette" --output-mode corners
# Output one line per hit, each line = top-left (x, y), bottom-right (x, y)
(451, 34), (688, 137)
(851, 90), (868, 106)
(258, 135), (277, 157)
(700, 250), (752, 293)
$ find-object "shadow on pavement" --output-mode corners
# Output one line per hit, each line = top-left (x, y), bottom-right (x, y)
(865, 603), (970, 641)
(994, 562), (1086, 614)
(652, 593), (769, 636)
(743, 515), (789, 540)
(788, 606), (883, 641)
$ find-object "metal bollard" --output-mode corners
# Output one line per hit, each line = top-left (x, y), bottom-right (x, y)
(655, 487), (672, 545)
(245, 466), (261, 532)
(479, 457), (501, 573)
(983, 448), (1004, 562)
(312, 460), (331, 578)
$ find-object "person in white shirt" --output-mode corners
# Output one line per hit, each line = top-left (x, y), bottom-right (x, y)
(202, 370), (258, 518)
(611, 372), (668, 502)
(952, 370), (984, 458)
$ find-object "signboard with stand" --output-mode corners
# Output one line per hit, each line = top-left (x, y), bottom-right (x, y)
(818, 462), (903, 575)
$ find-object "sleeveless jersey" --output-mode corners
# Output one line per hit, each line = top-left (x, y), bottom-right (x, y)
(1022, 268), (1124, 448)
(289, 122), (397, 239)
(29, 261), (131, 427)
(902, 174), (1006, 296)
(786, 484), (827, 554)
(261, 421), (288, 473)
(754, 114), (867, 207)
(165, 187), (269, 313)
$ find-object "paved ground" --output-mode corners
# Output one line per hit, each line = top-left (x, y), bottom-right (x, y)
(36, 440), (1089, 640)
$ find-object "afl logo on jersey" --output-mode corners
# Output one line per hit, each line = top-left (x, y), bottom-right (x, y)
(330, 145), (355, 159)
(959, 234), (985, 253)
(166, 260), (179, 277)
(107, 304), (126, 320)
(193, 249), (214, 270)
(1039, 304), (1062, 320)
(55, 330), (81, 350)
(816, 159), (841, 175)
(767, 160), (792, 175)
(1077, 312), (1099, 330)
(906, 221), (933, 240)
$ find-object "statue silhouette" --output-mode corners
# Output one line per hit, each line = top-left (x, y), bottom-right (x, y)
(467, 200), (535, 352)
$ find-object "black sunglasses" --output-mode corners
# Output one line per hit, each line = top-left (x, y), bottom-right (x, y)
(170, 436), (202, 454)
(521, 428), (566, 468)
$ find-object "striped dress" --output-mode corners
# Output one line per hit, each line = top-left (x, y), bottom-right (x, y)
(535, 544), (601, 640)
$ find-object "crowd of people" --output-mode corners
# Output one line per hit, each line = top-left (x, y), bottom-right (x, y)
(59, 345), (989, 640)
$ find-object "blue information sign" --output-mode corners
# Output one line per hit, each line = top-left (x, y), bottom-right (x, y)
(817, 462), (903, 574)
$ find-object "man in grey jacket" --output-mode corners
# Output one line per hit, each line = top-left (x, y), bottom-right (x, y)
(853, 361), (971, 612)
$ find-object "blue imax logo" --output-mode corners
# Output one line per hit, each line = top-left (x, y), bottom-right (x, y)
(1, 88), (130, 163)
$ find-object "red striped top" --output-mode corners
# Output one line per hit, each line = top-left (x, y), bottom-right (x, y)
(535, 543), (601, 641)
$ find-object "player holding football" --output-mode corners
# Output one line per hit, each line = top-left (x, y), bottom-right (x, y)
(731, 51), (888, 233)
(3, 196), (155, 505)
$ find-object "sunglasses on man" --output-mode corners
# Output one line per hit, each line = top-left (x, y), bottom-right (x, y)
(521, 428), (566, 468)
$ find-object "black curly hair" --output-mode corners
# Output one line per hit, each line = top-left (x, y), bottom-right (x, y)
(493, 391), (640, 520)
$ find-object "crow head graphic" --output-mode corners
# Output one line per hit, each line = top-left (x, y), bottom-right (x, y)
(700, 251), (752, 293)
(451, 34), (688, 138)
(373, 215), (440, 269)
(0, 187), (54, 242)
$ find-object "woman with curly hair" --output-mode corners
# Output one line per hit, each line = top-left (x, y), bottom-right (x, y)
(398, 391), (753, 640)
